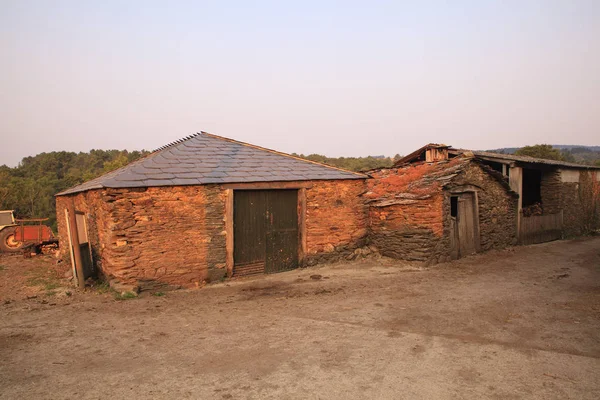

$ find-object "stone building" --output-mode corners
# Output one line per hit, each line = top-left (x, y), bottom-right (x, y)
(366, 143), (600, 265)
(365, 145), (519, 264)
(446, 148), (600, 243)
(56, 132), (368, 290)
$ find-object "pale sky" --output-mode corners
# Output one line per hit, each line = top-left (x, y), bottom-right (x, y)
(1, 0), (599, 167)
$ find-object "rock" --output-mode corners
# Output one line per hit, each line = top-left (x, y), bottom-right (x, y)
(310, 274), (322, 280)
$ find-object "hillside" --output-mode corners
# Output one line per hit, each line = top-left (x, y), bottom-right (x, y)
(487, 145), (600, 165)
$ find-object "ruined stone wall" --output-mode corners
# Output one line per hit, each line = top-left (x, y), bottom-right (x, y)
(365, 161), (518, 265)
(365, 165), (445, 263)
(305, 180), (369, 264)
(448, 164), (518, 253)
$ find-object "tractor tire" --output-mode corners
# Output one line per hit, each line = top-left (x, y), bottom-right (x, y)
(0, 228), (24, 253)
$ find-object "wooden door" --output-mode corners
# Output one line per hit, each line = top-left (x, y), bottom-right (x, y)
(233, 190), (299, 276)
(64, 209), (95, 285)
(456, 193), (479, 257)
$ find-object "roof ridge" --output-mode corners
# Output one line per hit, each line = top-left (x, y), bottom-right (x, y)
(152, 133), (200, 153)
(199, 131), (368, 178)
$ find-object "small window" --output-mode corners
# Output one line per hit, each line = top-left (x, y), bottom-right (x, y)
(450, 196), (458, 218)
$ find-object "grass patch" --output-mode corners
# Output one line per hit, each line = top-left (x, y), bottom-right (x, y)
(24, 268), (64, 296)
(94, 281), (111, 294)
(0, 265), (6, 272)
(44, 281), (61, 291)
(153, 291), (165, 297)
(113, 291), (137, 301)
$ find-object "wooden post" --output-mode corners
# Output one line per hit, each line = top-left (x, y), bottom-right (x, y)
(509, 166), (523, 242)
(67, 200), (86, 289)
(225, 189), (234, 277)
(298, 188), (307, 266)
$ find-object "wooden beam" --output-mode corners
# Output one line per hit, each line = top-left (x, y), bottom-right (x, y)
(298, 188), (307, 265)
(225, 189), (234, 277)
(221, 181), (313, 190)
(66, 200), (86, 289)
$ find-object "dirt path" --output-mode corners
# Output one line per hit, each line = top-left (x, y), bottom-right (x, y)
(1, 238), (599, 399)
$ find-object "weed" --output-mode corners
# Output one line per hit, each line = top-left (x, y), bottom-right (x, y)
(45, 291), (57, 297)
(95, 281), (111, 294)
(0, 265), (6, 272)
(44, 282), (61, 291)
(65, 291), (72, 297)
(153, 292), (165, 297)
(114, 291), (137, 301)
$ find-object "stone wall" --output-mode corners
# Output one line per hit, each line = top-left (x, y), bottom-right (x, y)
(305, 180), (369, 264)
(560, 170), (600, 237)
(57, 185), (227, 290)
(448, 163), (518, 253)
(540, 169), (561, 214)
(56, 190), (108, 272)
(365, 164), (445, 263)
(57, 180), (369, 288)
(365, 161), (518, 265)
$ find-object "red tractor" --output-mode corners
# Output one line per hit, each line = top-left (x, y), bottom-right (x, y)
(0, 210), (58, 253)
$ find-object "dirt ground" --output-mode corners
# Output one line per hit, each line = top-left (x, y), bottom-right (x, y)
(1, 238), (599, 400)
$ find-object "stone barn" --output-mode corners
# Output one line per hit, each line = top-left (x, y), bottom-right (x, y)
(445, 148), (600, 243)
(365, 145), (519, 264)
(56, 132), (368, 290)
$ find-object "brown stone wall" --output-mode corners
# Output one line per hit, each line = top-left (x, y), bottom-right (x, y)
(365, 161), (518, 264)
(365, 165), (445, 263)
(560, 170), (600, 237)
(57, 185), (227, 289)
(57, 180), (369, 288)
(305, 180), (369, 264)
(56, 190), (108, 272)
(448, 164), (518, 253)
(100, 185), (227, 289)
(540, 169), (561, 214)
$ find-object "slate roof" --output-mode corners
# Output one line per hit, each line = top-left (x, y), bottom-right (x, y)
(57, 132), (366, 196)
(451, 149), (600, 170)
(394, 143), (600, 170)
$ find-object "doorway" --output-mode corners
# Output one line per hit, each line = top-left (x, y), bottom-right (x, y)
(233, 190), (299, 276)
(450, 192), (480, 259)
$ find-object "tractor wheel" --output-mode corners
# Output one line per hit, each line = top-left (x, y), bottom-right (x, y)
(0, 228), (24, 252)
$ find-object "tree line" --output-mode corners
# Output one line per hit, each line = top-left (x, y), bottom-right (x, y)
(1, 144), (598, 233)
(0, 150), (149, 230)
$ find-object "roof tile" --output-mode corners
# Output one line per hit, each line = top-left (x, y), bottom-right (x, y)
(56, 132), (366, 195)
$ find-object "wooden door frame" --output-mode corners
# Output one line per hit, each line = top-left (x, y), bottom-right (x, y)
(448, 187), (481, 254)
(224, 184), (308, 277)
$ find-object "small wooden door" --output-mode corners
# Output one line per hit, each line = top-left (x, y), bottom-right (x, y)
(451, 193), (480, 258)
(64, 209), (95, 284)
(233, 190), (299, 276)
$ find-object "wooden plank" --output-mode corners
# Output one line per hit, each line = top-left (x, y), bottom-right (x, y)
(66, 201), (86, 288)
(519, 212), (563, 245)
(225, 189), (234, 277)
(222, 181), (313, 190)
(298, 188), (307, 265)
(64, 209), (77, 282)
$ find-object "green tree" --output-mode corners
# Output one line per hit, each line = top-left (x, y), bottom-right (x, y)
(515, 145), (564, 161)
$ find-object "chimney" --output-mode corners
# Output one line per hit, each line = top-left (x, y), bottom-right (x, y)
(425, 145), (449, 162)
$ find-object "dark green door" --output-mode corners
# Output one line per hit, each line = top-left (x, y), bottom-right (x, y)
(233, 190), (299, 276)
